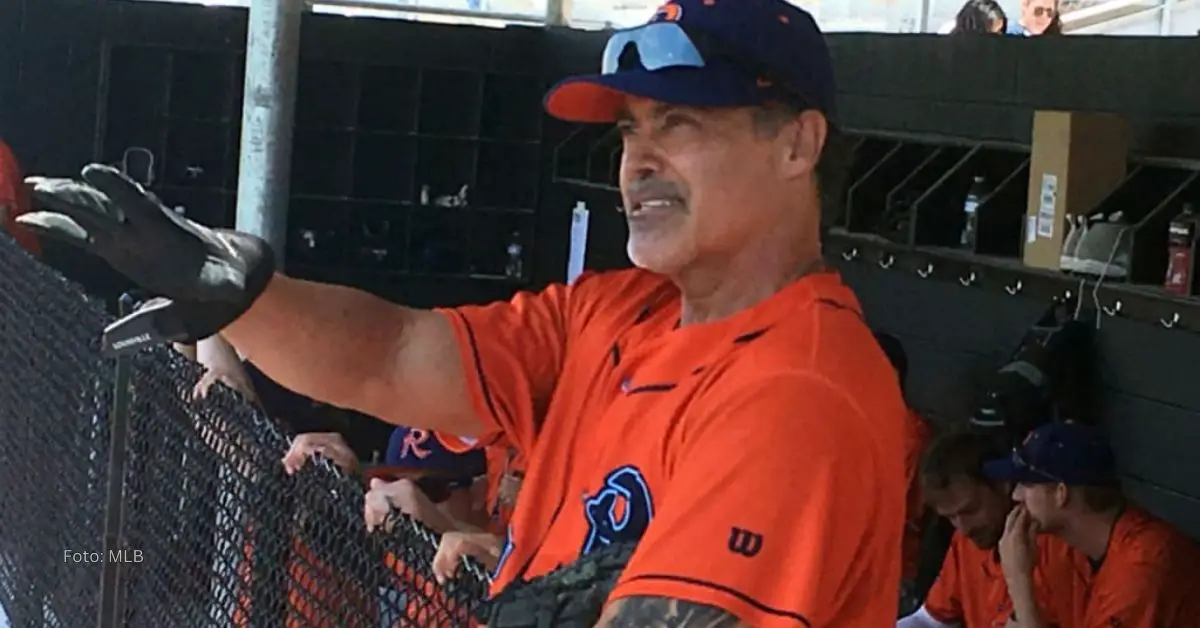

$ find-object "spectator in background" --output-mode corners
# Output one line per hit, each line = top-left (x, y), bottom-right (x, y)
(985, 421), (1200, 627)
(0, 139), (41, 257)
(951, 0), (1010, 34)
(897, 431), (1077, 628)
(1009, 0), (1060, 35)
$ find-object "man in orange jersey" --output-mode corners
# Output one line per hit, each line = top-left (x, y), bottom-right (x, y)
(899, 431), (1078, 628)
(21, 0), (909, 624)
(0, 139), (40, 257)
(985, 421), (1200, 628)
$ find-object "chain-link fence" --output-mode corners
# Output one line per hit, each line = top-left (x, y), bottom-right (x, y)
(0, 237), (488, 627)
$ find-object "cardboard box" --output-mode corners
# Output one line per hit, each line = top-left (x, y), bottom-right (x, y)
(1023, 110), (1130, 271)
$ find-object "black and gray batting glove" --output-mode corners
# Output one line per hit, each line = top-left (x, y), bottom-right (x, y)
(17, 163), (275, 355)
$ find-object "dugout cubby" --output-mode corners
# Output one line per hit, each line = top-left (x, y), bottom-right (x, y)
(168, 51), (239, 123)
(476, 141), (541, 210)
(467, 209), (535, 281)
(1083, 162), (1200, 286)
(845, 141), (941, 241)
(163, 119), (233, 189)
(346, 201), (410, 273)
(286, 197), (350, 270)
(417, 70), (483, 138)
(414, 137), (478, 204)
(161, 187), (236, 231)
(104, 46), (243, 228)
(351, 134), (417, 202)
(885, 144), (972, 246)
(101, 42), (546, 288)
(911, 145), (1030, 256)
(1156, 173), (1200, 296)
(480, 74), (545, 142)
(291, 129), (356, 198)
(295, 59), (361, 130)
(551, 124), (621, 189)
(837, 136), (901, 231)
(409, 207), (469, 276)
(357, 65), (420, 133)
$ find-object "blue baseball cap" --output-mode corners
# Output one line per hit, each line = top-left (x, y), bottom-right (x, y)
(544, 0), (836, 124)
(385, 427), (486, 481)
(983, 421), (1118, 486)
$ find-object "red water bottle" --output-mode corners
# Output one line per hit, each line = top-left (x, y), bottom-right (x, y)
(1165, 202), (1196, 296)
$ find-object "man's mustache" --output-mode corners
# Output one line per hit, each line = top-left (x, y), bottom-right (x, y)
(618, 179), (685, 214)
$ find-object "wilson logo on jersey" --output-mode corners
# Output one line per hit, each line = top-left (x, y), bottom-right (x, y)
(727, 527), (764, 557)
(580, 465), (655, 555)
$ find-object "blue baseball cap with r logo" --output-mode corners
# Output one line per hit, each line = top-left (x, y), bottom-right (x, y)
(543, 0), (837, 124)
(384, 427), (486, 481)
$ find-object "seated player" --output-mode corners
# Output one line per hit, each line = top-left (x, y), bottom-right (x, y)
(898, 431), (1077, 628)
(984, 421), (1200, 628)
(363, 426), (488, 534)
(362, 427), (486, 628)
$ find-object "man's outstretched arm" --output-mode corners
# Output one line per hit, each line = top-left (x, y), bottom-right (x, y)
(221, 275), (481, 437)
(18, 165), (569, 447)
(598, 596), (744, 628)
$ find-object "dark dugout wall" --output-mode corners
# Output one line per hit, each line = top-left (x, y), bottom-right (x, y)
(2, 0), (1199, 537)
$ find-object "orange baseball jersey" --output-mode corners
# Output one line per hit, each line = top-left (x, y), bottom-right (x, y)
(925, 529), (1079, 627)
(902, 408), (933, 581)
(382, 551), (470, 627)
(0, 139), (40, 257)
(437, 268), (910, 627)
(232, 534), (376, 628)
(1066, 506), (1200, 628)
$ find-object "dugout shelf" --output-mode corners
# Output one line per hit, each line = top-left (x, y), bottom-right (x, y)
(910, 145), (1030, 257)
(101, 44), (546, 291)
(1079, 161), (1200, 287)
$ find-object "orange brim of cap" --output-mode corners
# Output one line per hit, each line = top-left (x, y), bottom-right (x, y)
(543, 75), (630, 124)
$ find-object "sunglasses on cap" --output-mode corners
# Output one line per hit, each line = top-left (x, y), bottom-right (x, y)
(601, 22), (812, 111)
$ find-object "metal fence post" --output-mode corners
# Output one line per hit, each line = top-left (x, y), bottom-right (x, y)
(96, 293), (137, 628)
(235, 0), (303, 265)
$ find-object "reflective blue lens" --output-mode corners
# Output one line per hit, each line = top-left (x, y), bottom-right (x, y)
(600, 23), (706, 75)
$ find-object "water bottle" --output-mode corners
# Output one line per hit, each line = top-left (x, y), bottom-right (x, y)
(505, 230), (523, 280)
(960, 175), (985, 250)
(1165, 202), (1197, 295)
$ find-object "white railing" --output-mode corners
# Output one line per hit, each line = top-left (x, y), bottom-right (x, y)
(127, 0), (1197, 35)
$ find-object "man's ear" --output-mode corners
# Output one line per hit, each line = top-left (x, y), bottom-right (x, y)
(780, 110), (827, 180)
(1054, 482), (1070, 508)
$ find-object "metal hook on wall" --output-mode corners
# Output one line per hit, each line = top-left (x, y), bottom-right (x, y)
(878, 254), (895, 270)
(916, 262), (933, 278)
(120, 147), (156, 187)
(1160, 312), (1180, 329)
(1004, 279), (1023, 296)
(1101, 300), (1123, 317)
(959, 271), (978, 287)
